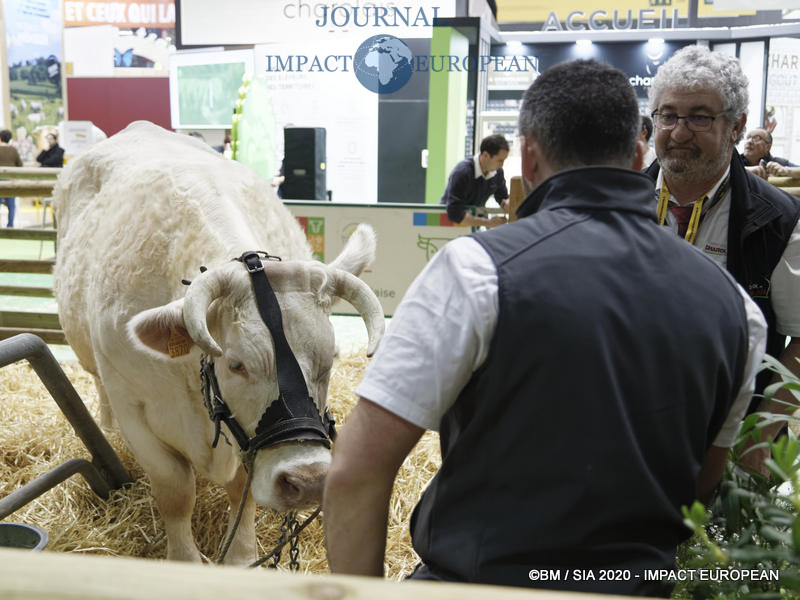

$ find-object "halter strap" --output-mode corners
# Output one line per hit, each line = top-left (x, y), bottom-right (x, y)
(199, 251), (335, 453)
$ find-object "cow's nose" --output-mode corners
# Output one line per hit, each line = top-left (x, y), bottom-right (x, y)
(275, 462), (327, 508)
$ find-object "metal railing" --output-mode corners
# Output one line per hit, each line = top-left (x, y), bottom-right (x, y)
(0, 334), (132, 519)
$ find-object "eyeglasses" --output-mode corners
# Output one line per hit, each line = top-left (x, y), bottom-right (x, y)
(651, 111), (726, 132)
(746, 134), (767, 143)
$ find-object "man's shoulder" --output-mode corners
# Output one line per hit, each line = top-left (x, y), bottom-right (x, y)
(643, 159), (659, 181)
(453, 157), (473, 171)
(770, 154), (794, 167)
(446, 158), (474, 180)
(0, 144), (21, 163)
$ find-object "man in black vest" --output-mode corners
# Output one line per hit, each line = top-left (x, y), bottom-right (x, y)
(324, 60), (766, 596)
(644, 46), (800, 474)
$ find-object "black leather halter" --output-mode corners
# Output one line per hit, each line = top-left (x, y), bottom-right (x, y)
(199, 251), (336, 453)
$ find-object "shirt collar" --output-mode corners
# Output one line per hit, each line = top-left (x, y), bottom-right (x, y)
(655, 165), (731, 205)
(517, 166), (657, 220)
(473, 154), (496, 180)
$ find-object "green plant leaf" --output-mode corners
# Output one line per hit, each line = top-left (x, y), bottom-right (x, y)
(792, 517), (800, 552)
(760, 525), (792, 544)
(765, 458), (791, 483)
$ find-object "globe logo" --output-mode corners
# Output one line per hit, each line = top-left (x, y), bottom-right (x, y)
(353, 35), (413, 94)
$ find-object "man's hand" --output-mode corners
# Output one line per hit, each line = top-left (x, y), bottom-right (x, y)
(487, 215), (508, 228)
(697, 445), (731, 504)
(745, 164), (769, 180)
(458, 213), (507, 229)
(766, 162), (793, 177)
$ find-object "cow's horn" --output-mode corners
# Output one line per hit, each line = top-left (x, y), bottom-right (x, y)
(331, 269), (385, 356)
(182, 266), (231, 357)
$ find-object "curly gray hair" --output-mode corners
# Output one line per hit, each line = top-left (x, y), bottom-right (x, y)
(648, 45), (749, 137)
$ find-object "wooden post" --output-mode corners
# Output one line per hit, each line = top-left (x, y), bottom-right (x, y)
(768, 176), (800, 198)
(508, 176), (525, 222)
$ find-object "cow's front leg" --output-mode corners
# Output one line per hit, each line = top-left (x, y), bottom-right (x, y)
(91, 374), (114, 430)
(148, 453), (203, 562)
(221, 464), (257, 565)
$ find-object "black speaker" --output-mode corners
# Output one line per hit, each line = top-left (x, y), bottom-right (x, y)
(282, 127), (326, 200)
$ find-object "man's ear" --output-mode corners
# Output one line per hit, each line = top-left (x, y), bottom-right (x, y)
(631, 138), (647, 171)
(521, 135), (538, 184)
(521, 135), (553, 188)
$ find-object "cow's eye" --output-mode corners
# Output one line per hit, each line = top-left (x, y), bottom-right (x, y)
(229, 361), (247, 376)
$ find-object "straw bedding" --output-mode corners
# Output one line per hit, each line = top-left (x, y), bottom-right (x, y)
(0, 352), (441, 579)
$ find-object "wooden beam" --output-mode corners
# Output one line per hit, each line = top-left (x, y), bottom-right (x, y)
(0, 548), (638, 600)
(0, 311), (60, 330)
(780, 187), (800, 198)
(0, 285), (54, 297)
(0, 181), (55, 197)
(768, 176), (800, 188)
(0, 228), (57, 241)
(0, 166), (61, 180)
(0, 258), (55, 273)
(0, 327), (66, 345)
(508, 176), (524, 223)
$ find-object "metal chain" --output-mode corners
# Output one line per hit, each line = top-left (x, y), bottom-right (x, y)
(250, 507), (321, 569)
(287, 514), (301, 571)
(268, 512), (293, 568)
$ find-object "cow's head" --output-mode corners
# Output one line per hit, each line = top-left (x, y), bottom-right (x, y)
(127, 225), (384, 511)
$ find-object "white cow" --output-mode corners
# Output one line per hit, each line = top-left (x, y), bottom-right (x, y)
(53, 121), (384, 563)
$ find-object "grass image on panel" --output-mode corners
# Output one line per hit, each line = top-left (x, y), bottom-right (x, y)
(9, 58), (64, 133)
(177, 63), (246, 127)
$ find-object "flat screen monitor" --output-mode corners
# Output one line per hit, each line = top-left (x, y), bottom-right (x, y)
(168, 48), (254, 129)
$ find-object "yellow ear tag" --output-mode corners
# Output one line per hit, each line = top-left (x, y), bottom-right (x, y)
(167, 329), (191, 358)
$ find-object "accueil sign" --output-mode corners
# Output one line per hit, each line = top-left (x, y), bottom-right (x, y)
(496, 0), (689, 31)
(541, 8), (682, 31)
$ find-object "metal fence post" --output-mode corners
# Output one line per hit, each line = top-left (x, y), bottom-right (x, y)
(0, 334), (132, 519)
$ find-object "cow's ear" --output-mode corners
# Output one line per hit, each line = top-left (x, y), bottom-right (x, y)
(327, 223), (376, 276)
(127, 299), (196, 361)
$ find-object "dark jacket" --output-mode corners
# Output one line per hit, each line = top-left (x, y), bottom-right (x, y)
(411, 167), (748, 596)
(645, 152), (800, 406)
(742, 152), (796, 168)
(37, 144), (64, 167)
(440, 157), (508, 223)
